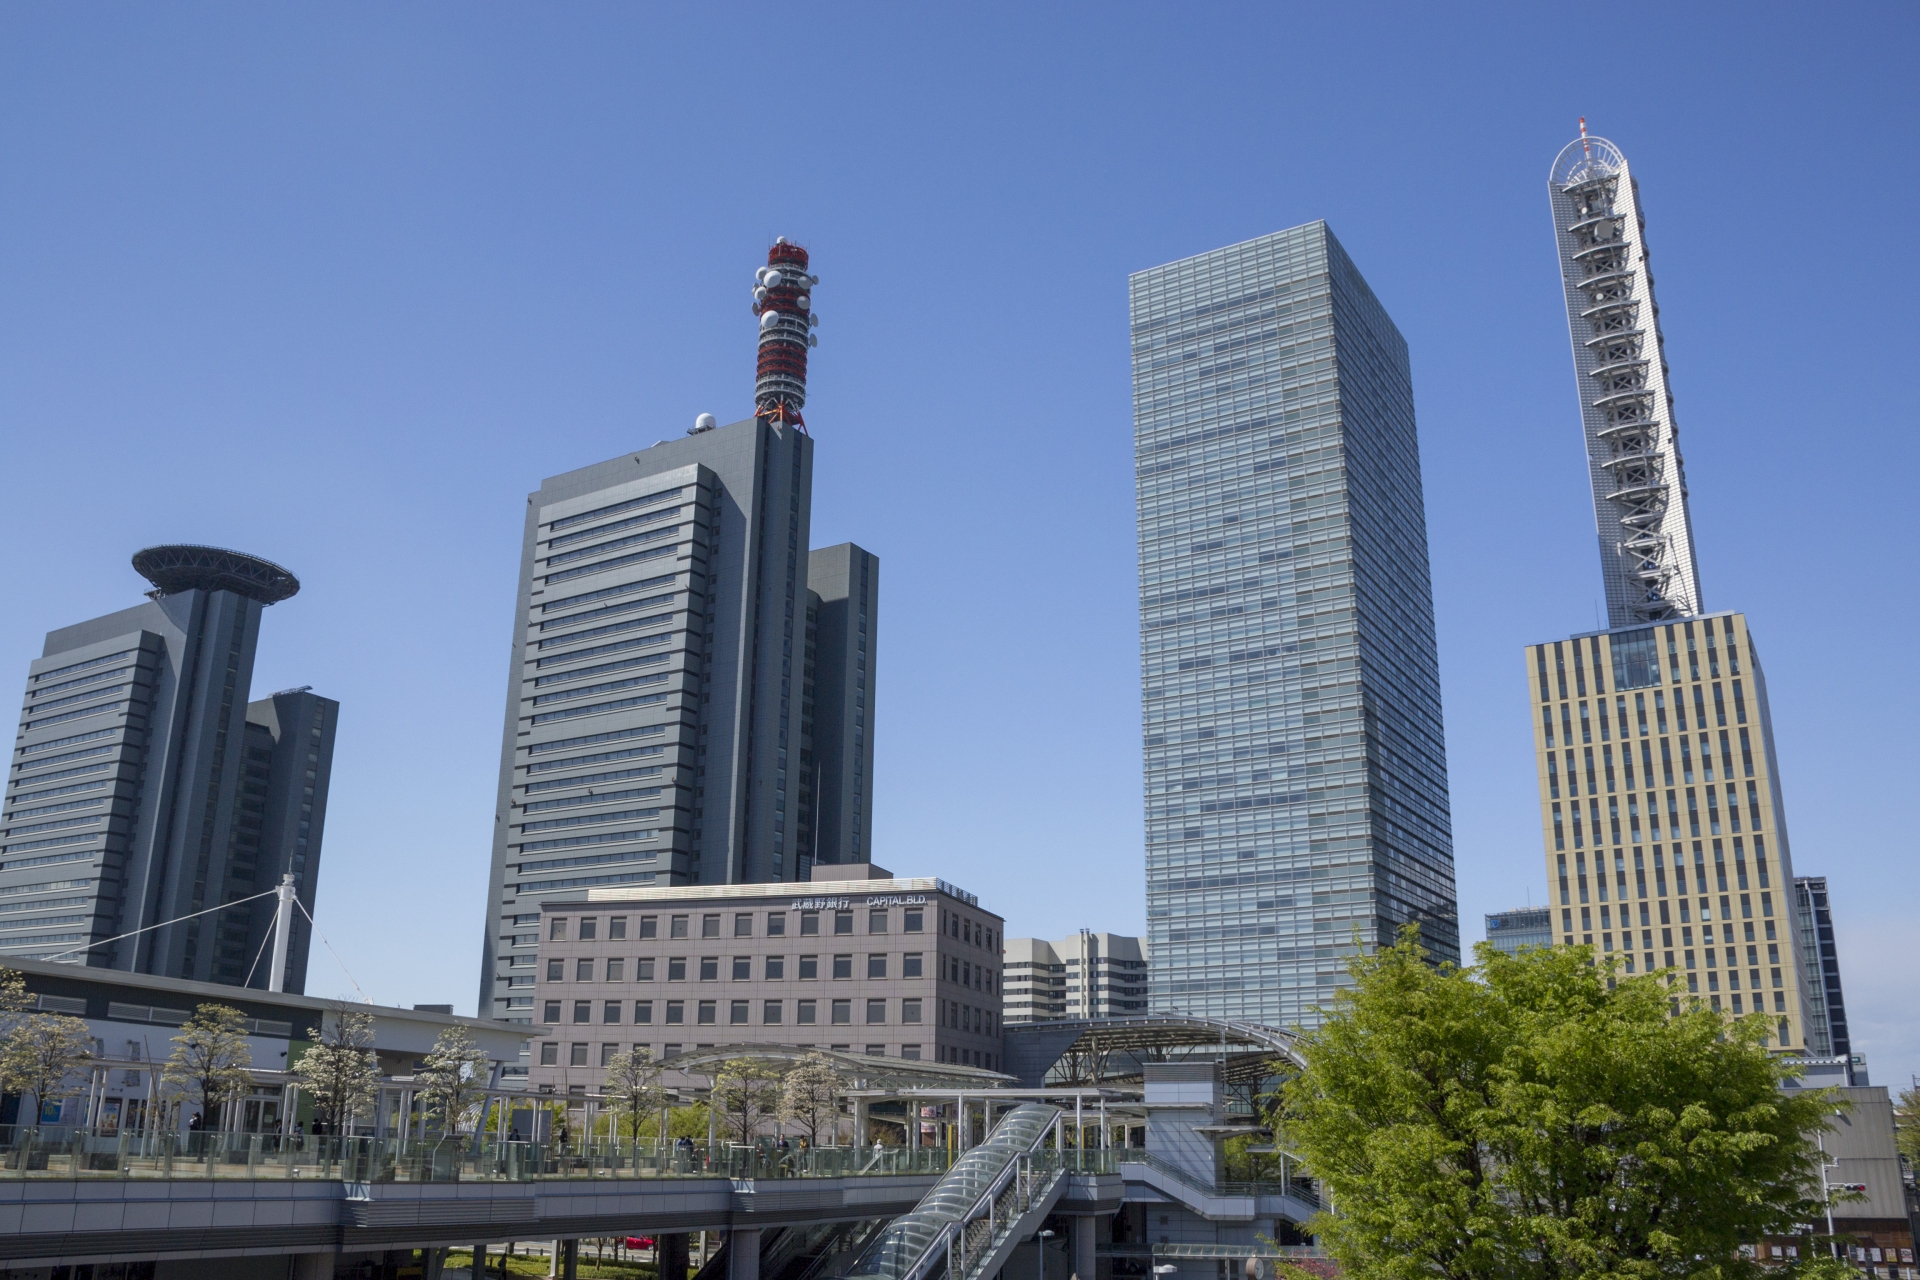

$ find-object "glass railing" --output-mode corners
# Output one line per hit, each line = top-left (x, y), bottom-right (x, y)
(0, 1124), (952, 1183)
(1112, 1150), (1321, 1207)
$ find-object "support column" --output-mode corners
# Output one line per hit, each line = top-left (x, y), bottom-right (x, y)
(853, 1095), (868, 1147)
(474, 1242), (488, 1279)
(729, 1228), (763, 1280)
(658, 1232), (691, 1280)
(1074, 1216), (1098, 1280)
(292, 1253), (335, 1280)
(424, 1246), (446, 1280)
(563, 1238), (579, 1280)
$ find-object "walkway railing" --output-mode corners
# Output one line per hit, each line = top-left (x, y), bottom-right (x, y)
(1113, 1150), (1321, 1209)
(0, 1124), (950, 1183)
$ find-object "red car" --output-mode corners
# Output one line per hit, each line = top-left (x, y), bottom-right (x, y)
(626, 1238), (657, 1250)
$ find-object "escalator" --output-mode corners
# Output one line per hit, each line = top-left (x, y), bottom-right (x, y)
(839, 1103), (1069, 1280)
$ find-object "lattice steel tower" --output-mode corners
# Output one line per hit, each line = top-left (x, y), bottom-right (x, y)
(1549, 125), (1702, 627)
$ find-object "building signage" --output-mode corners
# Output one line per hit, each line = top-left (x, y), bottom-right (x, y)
(788, 894), (928, 910)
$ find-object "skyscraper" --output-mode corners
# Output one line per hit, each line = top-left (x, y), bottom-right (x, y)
(1793, 876), (1852, 1062)
(1131, 222), (1457, 1027)
(477, 240), (881, 1021)
(1527, 129), (1814, 1049)
(2, 546), (335, 990)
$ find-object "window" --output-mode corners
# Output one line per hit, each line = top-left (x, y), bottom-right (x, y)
(905, 908), (923, 933)
(866, 999), (887, 1024)
(543, 1000), (561, 1023)
(609, 917), (627, 940)
(901, 1045), (921, 1060)
(604, 1001), (621, 1023)
(579, 918), (598, 940)
(765, 956), (785, 980)
(606, 958), (625, 981)
(699, 957), (719, 981)
(831, 999), (852, 1024)
(728, 956), (749, 980)
(702, 914), (721, 939)
(834, 910), (853, 935)
(639, 916), (658, 939)
(670, 915), (689, 939)
(734, 913), (753, 937)
(601, 1043), (619, 1066)
(668, 958), (687, 981)
(799, 955), (818, 980)
(764, 1000), (783, 1024)
(573, 1001), (591, 1023)
(570, 1043), (588, 1067)
(637, 958), (655, 980)
(730, 1000), (750, 1024)
(576, 959), (594, 981)
(833, 955), (853, 979)
(635, 1000), (653, 1024)
(550, 918), (568, 940)
(868, 954), (887, 979)
(800, 911), (820, 936)
(903, 953), (923, 978)
(902, 998), (922, 1024)
(539, 1042), (558, 1065)
(767, 912), (786, 937)
(866, 1045), (885, 1057)
(869, 909), (888, 933)
(797, 999), (817, 1024)
(546, 959), (564, 981)
(665, 1001), (685, 1024)
(697, 1000), (717, 1025)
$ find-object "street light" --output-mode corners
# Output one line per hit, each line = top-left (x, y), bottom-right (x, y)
(1037, 1229), (1057, 1280)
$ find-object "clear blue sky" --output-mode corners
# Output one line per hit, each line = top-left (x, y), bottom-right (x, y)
(3, 5), (1914, 1078)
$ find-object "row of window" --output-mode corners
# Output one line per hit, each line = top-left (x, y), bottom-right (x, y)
(542, 996), (924, 1027)
(549, 906), (924, 940)
(1545, 733), (1758, 798)
(1556, 839), (1772, 906)
(1542, 687), (1749, 750)
(539, 1041), (925, 1068)
(549, 952), (929, 982)
(1535, 620), (1740, 702)
(1552, 784), (1770, 850)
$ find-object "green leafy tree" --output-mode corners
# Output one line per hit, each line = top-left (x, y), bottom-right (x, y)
(0, 1013), (94, 1124)
(288, 1004), (379, 1135)
(602, 1048), (672, 1143)
(779, 1052), (843, 1146)
(0, 967), (34, 1024)
(1893, 1084), (1920, 1169)
(1277, 927), (1841, 1280)
(711, 1057), (783, 1144)
(417, 1025), (492, 1136)
(162, 1003), (255, 1130)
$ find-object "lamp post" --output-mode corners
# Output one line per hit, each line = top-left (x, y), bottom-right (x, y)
(1037, 1229), (1056, 1280)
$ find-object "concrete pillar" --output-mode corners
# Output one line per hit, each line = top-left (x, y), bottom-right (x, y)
(729, 1228), (763, 1280)
(659, 1232), (692, 1280)
(563, 1238), (579, 1280)
(1073, 1216), (1098, 1280)
(292, 1253), (334, 1280)
(474, 1242), (488, 1278)
(424, 1246), (446, 1280)
(853, 1095), (868, 1147)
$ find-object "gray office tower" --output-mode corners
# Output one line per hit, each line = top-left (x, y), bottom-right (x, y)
(2, 546), (336, 992)
(478, 239), (880, 1021)
(1130, 222), (1457, 1026)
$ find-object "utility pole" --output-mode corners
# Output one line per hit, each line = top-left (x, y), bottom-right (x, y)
(268, 873), (296, 993)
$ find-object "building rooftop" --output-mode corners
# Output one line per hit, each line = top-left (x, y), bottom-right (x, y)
(131, 544), (300, 605)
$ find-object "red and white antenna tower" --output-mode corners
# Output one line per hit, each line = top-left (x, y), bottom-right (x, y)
(749, 238), (819, 429)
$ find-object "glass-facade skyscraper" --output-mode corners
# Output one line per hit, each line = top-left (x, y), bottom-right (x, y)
(1131, 222), (1458, 1027)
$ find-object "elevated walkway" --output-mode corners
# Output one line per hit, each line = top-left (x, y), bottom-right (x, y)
(1116, 1151), (1320, 1225)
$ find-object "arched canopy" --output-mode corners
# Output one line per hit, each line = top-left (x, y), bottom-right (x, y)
(1003, 1014), (1305, 1087)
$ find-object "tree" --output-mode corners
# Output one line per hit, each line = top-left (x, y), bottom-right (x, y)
(0, 967), (34, 1025)
(289, 1004), (379, 1136)
(1276, 927), (1841, 1280)
(0, 1013), (94, 1125)
(417, 1025), (492, 1137)
(1893, 1083), (1920, 1169)
(780, 1052), (843, 1146)
(601, 1048), (671, 1144)
(711, 1057), (782, 1145)
(162, 1003), (255, 1130)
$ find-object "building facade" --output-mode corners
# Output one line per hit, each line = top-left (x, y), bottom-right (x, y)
(3, 546), (334, 991)
(1002, 930), (1148, 1024)
(1483, 907), (1554, 957)
(1793, 875), (1853, 1061)
(479, 241), (882, 1022)
(1528, 132), (1824, 1051)
(1130, 222), (1457, 1027)
(805, 543), (879, 866)
(527, 863), (1005, 1093)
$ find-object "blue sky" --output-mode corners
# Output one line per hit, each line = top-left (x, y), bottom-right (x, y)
(3, 5), (1914, 1079)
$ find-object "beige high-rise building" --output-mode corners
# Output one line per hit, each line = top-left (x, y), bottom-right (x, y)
(1524, 614), (1810, 1049)
(1529, 128), (1815, 1051)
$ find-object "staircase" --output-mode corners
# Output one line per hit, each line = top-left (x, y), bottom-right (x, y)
(840, 1103), (1069, 1280)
